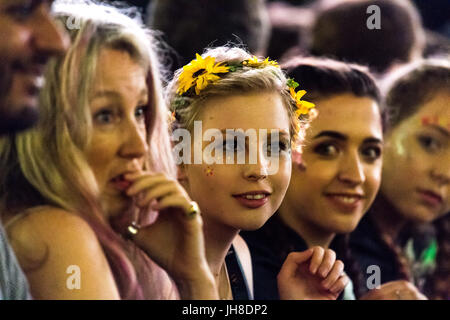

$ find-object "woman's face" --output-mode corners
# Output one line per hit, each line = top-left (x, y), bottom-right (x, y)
(182, 92), (292, 231)
(381, 90), (450, 223)
(85, 48), (149, 217)
(282, 93), (383, 234)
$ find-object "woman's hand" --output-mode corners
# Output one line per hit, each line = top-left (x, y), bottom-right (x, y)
(277, 247), (349, 300)
(360, 280), (427, 300)
(124, 171), (218, 299)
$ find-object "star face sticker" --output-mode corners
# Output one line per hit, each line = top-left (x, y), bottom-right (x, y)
(204, 166), (214, 176)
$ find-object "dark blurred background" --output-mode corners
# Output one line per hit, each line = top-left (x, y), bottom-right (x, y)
(105, 0), (449, 76)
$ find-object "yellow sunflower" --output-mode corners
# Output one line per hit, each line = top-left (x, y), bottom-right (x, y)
(262, 57), (279, 67)
(290, 87), (315, 116)
(177, 54), (229, 95)
(243, 56), (279, 68)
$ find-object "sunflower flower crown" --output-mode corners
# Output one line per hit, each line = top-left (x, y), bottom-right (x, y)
(174, 54), (316, 118)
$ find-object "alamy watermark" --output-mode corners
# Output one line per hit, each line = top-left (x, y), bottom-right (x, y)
(367, 5), (381, 30)
(66, 265), (81, 290)
(171, 121), (290, 175)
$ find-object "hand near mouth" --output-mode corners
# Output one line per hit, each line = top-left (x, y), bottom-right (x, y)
(277, 247), (349, 300)
(123, 171), (218, 299)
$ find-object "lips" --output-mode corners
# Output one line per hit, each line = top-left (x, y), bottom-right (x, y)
(324, 193), (364, 213)
(12, 63), (45, 97)
(110, 174), (133, 192)
(416, 188), (443, 207)
(232, 190), (271, 209)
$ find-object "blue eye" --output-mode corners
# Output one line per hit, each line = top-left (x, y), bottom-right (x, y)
(265, 141), (290, 156)
(223, 138), (244, 153)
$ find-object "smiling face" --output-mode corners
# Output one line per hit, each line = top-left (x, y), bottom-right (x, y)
(280, 93), (383, 235)
(182, 92), (292, 231)
(84, 48), (149, 217)
(0, 0), (68, 133)
(381, 91), (450, 223)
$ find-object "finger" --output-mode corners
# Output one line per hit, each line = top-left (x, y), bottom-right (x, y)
(278, 250), (314, 278)
(126, 173), (171, 196)
(137, 182), (179, 207)
(329, 274), (349, 294)
(321, 260), (344, 290)
(309, 246), (325, 275)
(317, 249), (336, 278)
(153, 195), (194, 216)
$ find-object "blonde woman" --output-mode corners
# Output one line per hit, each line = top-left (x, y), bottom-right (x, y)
(0, 1), (216, 300)
(166, 47), (350, 300)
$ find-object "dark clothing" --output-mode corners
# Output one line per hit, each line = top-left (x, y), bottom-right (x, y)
(349, 214), (403, 291)
(241, 214), (309, 300)
(225, 245), (252, 300)
(350, 213), (437, 294)
(242, 213), (358, 299)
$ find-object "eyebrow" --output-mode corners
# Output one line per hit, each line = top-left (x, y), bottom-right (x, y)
(314, 131), (347, 140)
(427, 124), (450, 137)
(313, 130), (382, 144)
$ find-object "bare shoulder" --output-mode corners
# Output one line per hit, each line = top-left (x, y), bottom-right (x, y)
(6, 206), (98, 270)
(233, 234), (254, 298)
(6, 206), (119, 299)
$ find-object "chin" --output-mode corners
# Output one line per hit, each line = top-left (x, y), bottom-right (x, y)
(325, 216), (361, 234)
(406, 209), (439, 224)
(233, 213), (273, 231)
(103, 194), (133, 217)
(239, 220), (268, 231)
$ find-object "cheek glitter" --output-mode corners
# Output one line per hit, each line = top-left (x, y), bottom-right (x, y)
(204, 166), (214, 176)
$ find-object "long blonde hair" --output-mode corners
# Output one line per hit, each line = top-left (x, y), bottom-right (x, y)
(0, 1), (176, 299)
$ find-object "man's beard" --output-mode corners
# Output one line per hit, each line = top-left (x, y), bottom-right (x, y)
(0, 106), (39, 135)
(0, 59), (39, 134)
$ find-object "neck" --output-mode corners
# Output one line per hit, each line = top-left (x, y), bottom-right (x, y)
(371, 194), (407, 241)
(202, 216), (240, 285)
(278, 201), (335, 249)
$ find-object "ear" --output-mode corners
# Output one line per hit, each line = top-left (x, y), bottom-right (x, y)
(292, 150), (307, 171)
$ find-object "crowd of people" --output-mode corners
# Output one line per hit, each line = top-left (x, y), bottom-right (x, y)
(0, 0), (448, 300)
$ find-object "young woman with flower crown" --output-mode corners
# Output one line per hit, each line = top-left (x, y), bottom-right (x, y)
(166, 46), (350, 300)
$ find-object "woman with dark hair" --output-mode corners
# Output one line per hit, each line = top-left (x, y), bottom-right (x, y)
(0, 1), (217, 300)
(241, 56), (427, 300)
(350, 59), (450, 300)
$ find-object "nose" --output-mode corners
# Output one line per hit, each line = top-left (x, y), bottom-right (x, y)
(31, 5), (70, 58)
(242, 146), (269, 182)
(119, 122), (148, 160)
(337, 152), (365, 186)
